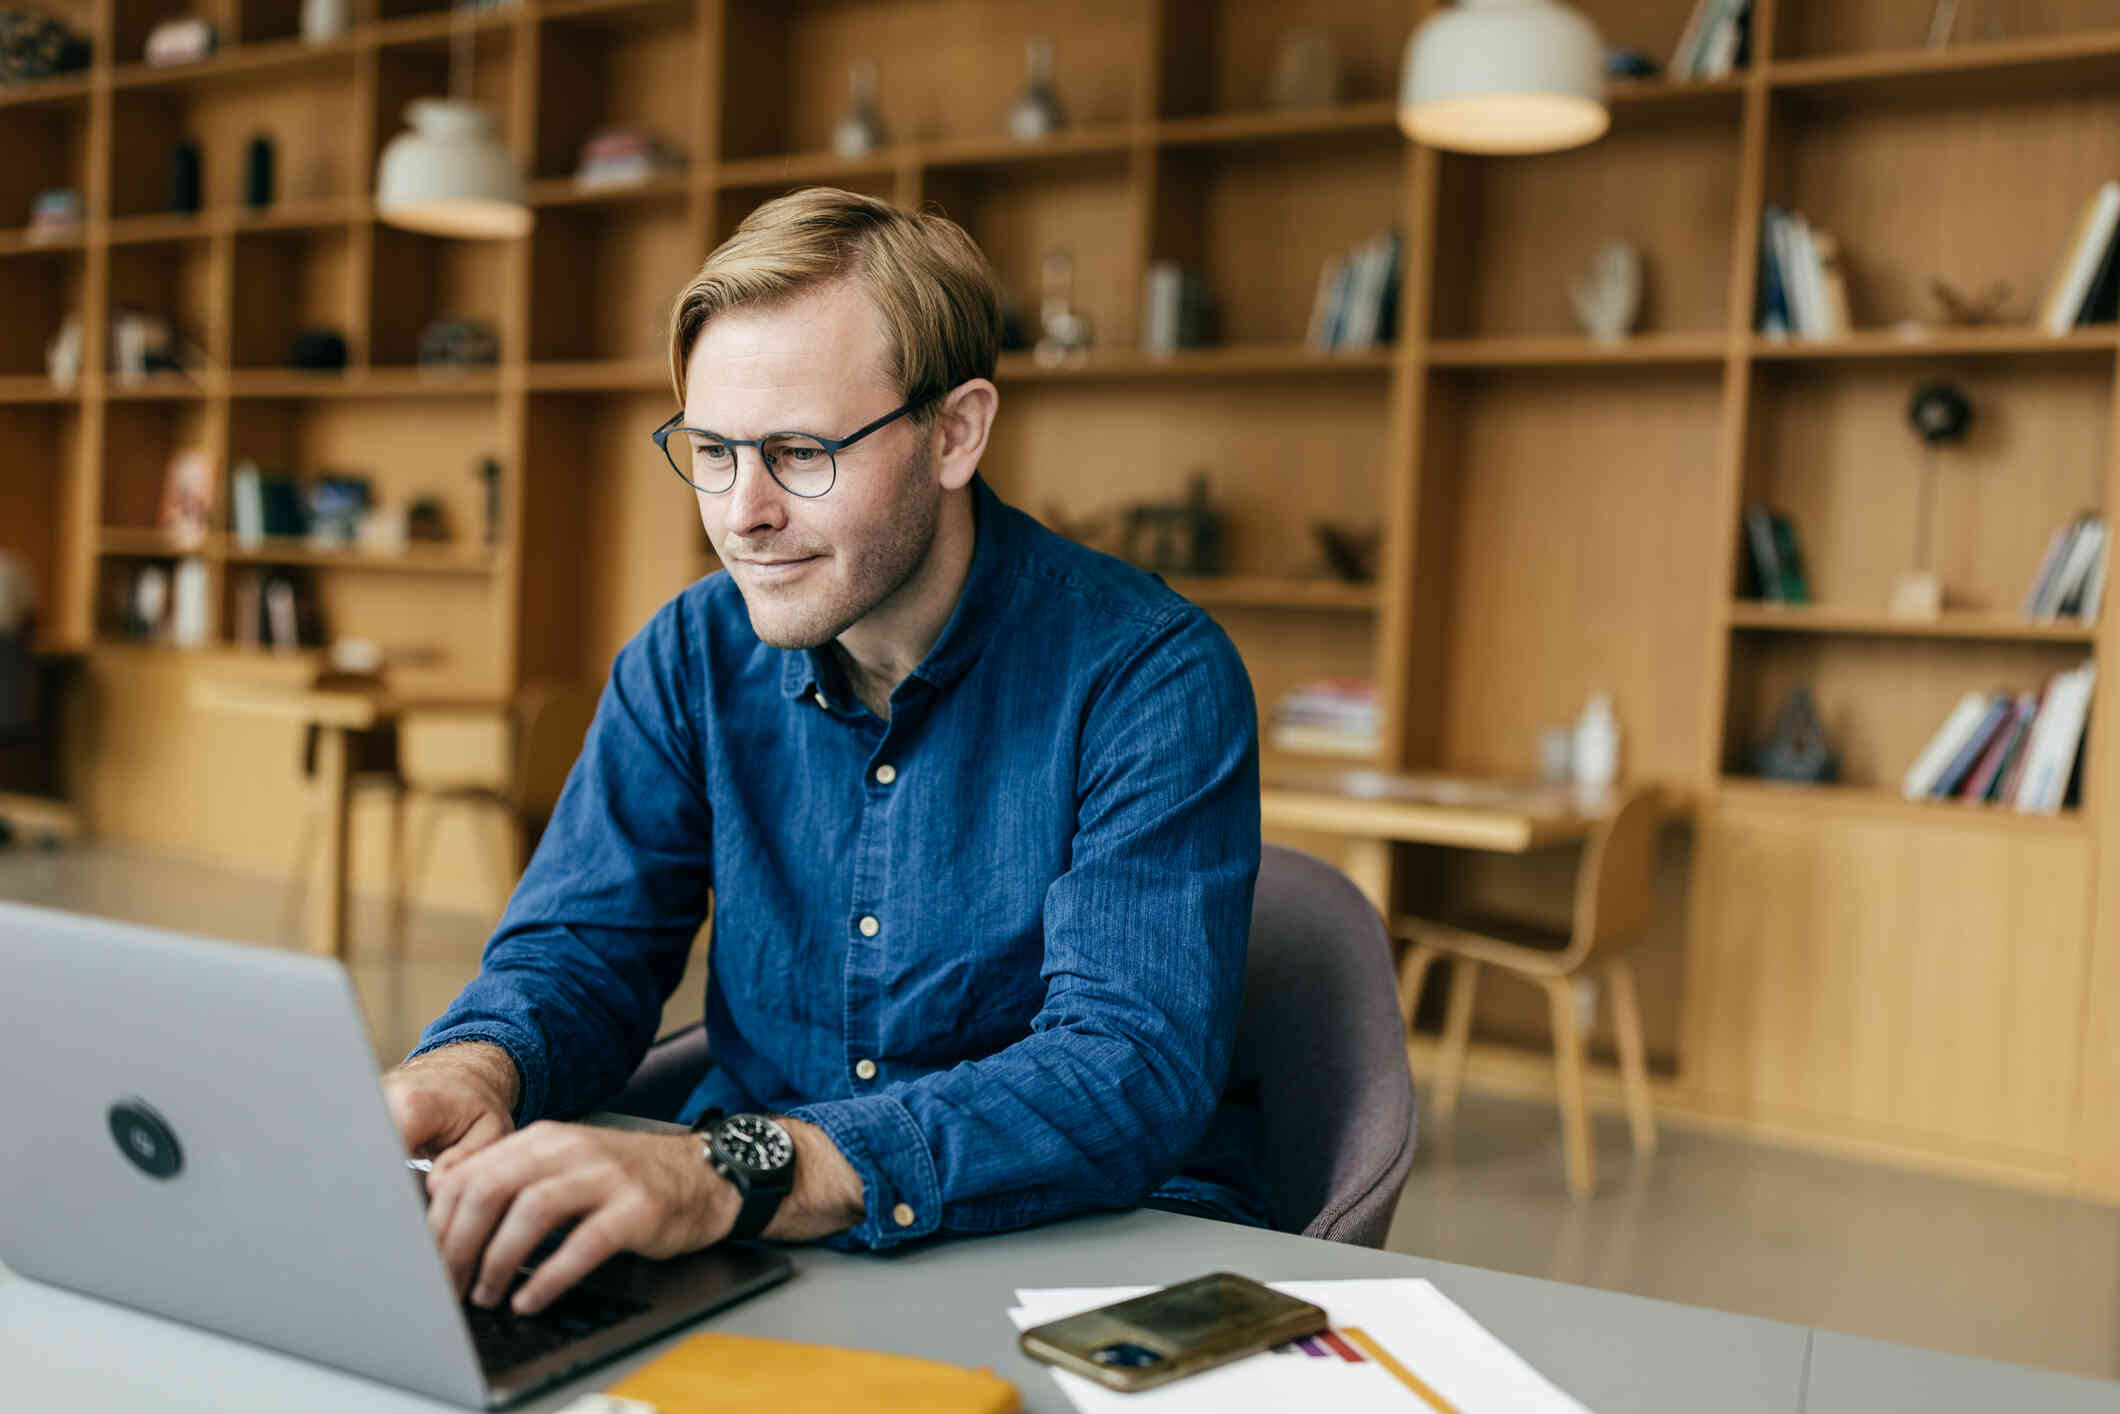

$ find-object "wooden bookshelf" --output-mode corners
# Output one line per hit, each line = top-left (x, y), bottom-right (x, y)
(11, 0), (2120, 1203)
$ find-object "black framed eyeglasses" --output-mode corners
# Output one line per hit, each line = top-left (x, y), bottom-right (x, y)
(650, 392), (937, 499)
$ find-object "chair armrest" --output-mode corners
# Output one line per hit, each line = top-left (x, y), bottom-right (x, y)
(602, 1023), (712, 1122)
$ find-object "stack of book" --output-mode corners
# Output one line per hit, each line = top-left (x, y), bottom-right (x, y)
(1305, 232), (1401, 354)
(2035, 182), (2120, 336)
(1756, 206), (1850, 339)
(1669, 0), (1753, 80)
(1270, 679), (1379, 758)
(1740, 506), (1811, 604)
(2023, 513), (2108, 621)
(1902, 663), (2095, 813)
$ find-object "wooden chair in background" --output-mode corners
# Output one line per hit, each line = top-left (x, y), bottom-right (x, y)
(1394, 786), (1663, 1198)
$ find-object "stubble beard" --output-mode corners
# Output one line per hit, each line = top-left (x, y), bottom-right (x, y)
(741, 438), (941, 652)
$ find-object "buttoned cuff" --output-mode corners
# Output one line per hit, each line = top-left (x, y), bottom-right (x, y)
(782, 1093), (942, 1251)
(405, 1024), (548, 1130)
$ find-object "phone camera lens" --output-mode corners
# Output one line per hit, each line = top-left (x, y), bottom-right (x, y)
(1092, 1343), (1163, 1368)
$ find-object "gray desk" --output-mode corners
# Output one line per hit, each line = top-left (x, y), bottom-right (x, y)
(3, 1205), (2112, 1413)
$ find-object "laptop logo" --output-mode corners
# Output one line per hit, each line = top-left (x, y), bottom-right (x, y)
(108, 1099), (184, 1179)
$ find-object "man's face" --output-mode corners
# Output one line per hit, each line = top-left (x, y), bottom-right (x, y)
(683, 280), (940, 650)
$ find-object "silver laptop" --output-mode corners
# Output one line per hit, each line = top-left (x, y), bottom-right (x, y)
(0, 901), (791, 1408)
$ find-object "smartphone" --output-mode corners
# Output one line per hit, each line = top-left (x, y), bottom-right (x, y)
(1019, 1272), (1328, 1393)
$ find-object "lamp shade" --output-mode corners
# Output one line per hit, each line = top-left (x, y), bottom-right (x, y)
(1399, 0), (1609, 155)
(375, 98), (532, 239)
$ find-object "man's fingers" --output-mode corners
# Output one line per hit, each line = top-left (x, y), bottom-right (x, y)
(470, 1172), (603, 1307)
(510, 1210), (634, 1317)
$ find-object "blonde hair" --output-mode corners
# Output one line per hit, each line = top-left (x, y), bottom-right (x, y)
(667, 187), (1001, 420)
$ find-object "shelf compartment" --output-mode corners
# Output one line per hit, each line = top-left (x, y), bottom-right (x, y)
(0, 375), (80, 402)
(106, 237), (219, 373)
(532, 0), (696, 187)
(0, 245), (84, 378)
(1728, 603), (2099, 642)
(1428, 331), (1728, 368)
(718, 0), (1149, 163)
(0, 403), (82, 628)
(1771, 5), (2120, 94)
(527, 199), (695, 364)
(1721, 632), (2096, 801)
(1154, 0), (1411, 120)
(1152, 128), (1403, 351)
(101, 398), (216, 531)
(1742, 359), (2109, 617)
(1716, 777), (2087, 835)
(0, 92), (89, 242)
(1430, 103), (1741, 343)
(998, 345), (1396, 382)
(230, 223), (358, 371)
(366, 223), (508, 371)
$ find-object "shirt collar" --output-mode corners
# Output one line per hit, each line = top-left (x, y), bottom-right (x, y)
(777, 474), (1021, 706)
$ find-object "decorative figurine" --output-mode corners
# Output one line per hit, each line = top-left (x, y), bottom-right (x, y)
(0, 9), (91, 83)
(168, 138), (201, 214)
(833, 58), (887, 158)
(1269, 30), (1339, 109)
(244, 133), (275, 209)
(1755, 686), (1838, 783)
(1312, 521), (1380, 583)
(1569, 240), (1642, 342)
(1033, 246), (1091, 366)
(417, 317), (500, 371)
(1008, 36), (1065, 141)
(143, 15), (216, 66)
(1928, 276), (2015, 326)
(1122, 475), (1223, 577)
(1891, 381), (1974, 619)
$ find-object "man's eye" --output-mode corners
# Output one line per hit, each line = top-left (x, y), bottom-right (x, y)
(694, 440), (731, 461)
(781, 447), (820, 464)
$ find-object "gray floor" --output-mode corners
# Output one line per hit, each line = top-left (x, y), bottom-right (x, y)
(7, 842), (2119, 1383)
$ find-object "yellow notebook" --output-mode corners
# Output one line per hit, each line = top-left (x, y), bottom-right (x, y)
(600, 1332), (1021, 1413)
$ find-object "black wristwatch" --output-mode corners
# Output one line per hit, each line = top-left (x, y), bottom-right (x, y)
(697, 1112), (796, 1241)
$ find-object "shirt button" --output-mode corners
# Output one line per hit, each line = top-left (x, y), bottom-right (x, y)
(854, 1058), (878, 1081)
(813, 691), (829, 710)
(859, 915), (880, 937)
(892, 1203), (916, 1228)
(874, 763), (897, 785)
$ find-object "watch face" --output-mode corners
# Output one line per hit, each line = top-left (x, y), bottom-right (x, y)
(718, 1114), (794, 1174)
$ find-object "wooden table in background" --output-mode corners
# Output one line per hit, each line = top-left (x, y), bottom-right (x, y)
(191, 677), (507, 959)
(1260, 767), (1614, 913)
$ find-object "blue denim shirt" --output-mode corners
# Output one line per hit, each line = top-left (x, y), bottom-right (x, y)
(411, 475), (1268, 1248)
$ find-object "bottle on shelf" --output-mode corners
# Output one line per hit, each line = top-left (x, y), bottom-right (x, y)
(1573, 691), (1621, 791)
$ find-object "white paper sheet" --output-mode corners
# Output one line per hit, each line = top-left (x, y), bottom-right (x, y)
(1008, 1278), (1592, 1414)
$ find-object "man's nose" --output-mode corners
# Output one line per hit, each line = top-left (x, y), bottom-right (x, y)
(722, 446), (790, 534)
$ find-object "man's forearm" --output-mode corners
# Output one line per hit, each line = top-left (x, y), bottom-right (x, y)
(401, 1040), (523, 1114)
(761, 1117), (866, 1241)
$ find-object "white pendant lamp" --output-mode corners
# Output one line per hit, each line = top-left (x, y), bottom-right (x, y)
(374, 6), (530, 239)
(1398, 0), (1610, 156)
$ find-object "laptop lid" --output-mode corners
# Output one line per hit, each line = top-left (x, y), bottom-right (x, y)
(0, 901), (497, 1407)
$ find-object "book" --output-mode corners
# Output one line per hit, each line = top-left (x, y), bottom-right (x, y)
(1767, 512), (1810, 603)
(2018, 664), (2095, 813)
(2077, 218), (2120, 326)
(1670, 0), (1716, 77)
(1304, 256), (1342, 351)
(1743, 507), (1783, 601)
(1813, 232), (1851, 338)
(2023, 516), (2086, 616)
(1756, 210), (1791, 336)
(1996, 683), (2049, 805)
(1930, 695), (2011, 799)
(2052, 518), (2107, 618)
(2040, 183), (2120, 335)
(1965, 693), (2035, 802)
(2035, 188), (2105, 332)
(1903, 691), (1998, 798)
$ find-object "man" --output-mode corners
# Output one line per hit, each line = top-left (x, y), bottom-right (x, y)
(385, 187), (1264, 1319)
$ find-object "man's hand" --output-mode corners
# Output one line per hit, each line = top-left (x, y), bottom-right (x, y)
(382, 1042), (521, 1165)
(425, 1122), (735, 1315)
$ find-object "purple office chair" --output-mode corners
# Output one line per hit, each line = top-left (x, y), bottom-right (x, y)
(607, 844), (1419, 1248)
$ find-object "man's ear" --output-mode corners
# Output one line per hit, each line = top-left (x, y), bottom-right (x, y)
(934, 379), (998, 492)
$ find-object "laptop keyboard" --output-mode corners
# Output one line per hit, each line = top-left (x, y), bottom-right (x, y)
(463, 1268), (652, 1374)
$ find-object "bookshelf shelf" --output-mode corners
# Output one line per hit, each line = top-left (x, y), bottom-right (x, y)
(105, 213), (216, 248)
(0, 228), (85, 257)
(99, 527), (216, 557)
(1164, 575), (1379, 613)
(370, 7), (521, 51)
(526, 358), (666, 392)
(1727, 604), (2100, 642)
(919, 127), (1140, 173)
(1751, 328), (2120, 361)
(105, 375), (214, 401)
(996, 346), (1396, 382)
(223, 539), (499, 575)
(0, 72), (92, 111)
(1154, 102), (1398, 150)
(1606, 74), (1751, 112)
(108, 34), (364, 94)
(225, 369), (503, 399)
(527, 174), (694, 209)
(1768, 27), (2120, 103)
(1716, 777), (2088, 836)
(1428, 332), (1728, 368)
(0, 377), (78, 403)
